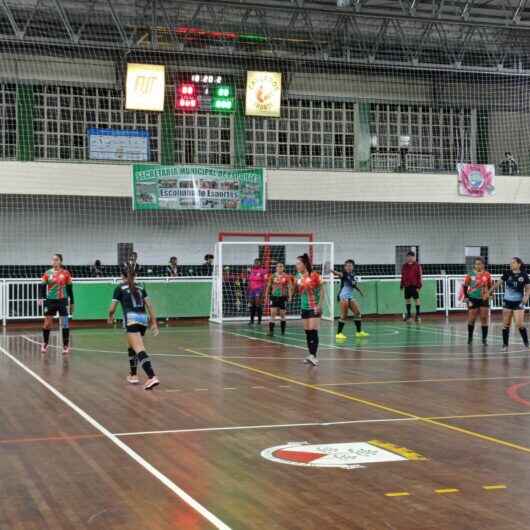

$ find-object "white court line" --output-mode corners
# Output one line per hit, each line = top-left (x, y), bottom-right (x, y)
(0, 343), (231, 530)
(115, 417), (416, 437)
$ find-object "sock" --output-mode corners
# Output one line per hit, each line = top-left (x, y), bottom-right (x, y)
(43, 328), (50, 345)
(337, 320), (345, 334)
(502, 327), (510, 347)
(257, 306), (263, 324)
(280, 320), (286, 334)
(406, 304), (412, 318)
(137, 351), (155, 378)
(519, 327), (529, 346)
(308, 329), (319, 356)
(467, 324), (475, 342)
(416, 305), (421, 316)
(305, 329), (311, 351)
(128, 347), (138, 376)
(269, 322), (275, 334)
(354, 318), (362, 333)
(249, 305), (256, 323)
(481, 326), (488, 342)
(62, 328), (70, 347)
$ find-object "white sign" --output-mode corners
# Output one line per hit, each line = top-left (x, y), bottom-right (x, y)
(245, 71), (282, 118)
(126, 63), (165, 111)
(261, 442), (407, 470)
(88, 128), (149, 161)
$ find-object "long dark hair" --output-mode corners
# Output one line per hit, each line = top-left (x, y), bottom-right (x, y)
(513, 257), (526, 272)
(297, 253), (312, 273)
(125, 265), (139, 299)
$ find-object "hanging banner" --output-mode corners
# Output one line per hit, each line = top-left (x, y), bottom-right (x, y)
(88, 128), (149, 161)
(125, 63), (165, 111)
(245, 71), (282, 117)
(457, 164), (496, 197)
(132, 165), (266, 211)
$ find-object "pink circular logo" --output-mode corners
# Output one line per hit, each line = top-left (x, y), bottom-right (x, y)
(460, 164), (494, 196)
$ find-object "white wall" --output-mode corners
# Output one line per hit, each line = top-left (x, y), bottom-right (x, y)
(1, 196), (528, 266)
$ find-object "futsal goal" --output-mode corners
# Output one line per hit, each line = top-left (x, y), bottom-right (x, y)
(210, 235), (334, 323)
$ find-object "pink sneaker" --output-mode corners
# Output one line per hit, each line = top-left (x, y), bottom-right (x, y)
(41, 344), (49, 353)
(144, 377), (160, 390)
(62, 346), (71, 355)
(127, 375), (140, 385)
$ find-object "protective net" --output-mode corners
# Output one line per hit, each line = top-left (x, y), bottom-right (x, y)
(210, 240), (334, 322)
(0, 1), (529, 287)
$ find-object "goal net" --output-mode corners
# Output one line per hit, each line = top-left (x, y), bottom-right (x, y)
(210, 241), (335, 323)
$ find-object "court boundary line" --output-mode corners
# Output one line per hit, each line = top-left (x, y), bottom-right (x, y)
(0, 344), (232, 530)
(185, 345), (530, 455)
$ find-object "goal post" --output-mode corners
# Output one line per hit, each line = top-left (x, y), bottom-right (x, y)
(210, 240), (335, 323)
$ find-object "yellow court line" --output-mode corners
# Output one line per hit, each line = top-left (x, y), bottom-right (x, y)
(427, 411), (530, 421)
(483, 484), (507, 490)
(185, 348), (530, 456)
(385, 492), (410, 497)
(435, 488), (460, 494)
(317, 375), (530, 387)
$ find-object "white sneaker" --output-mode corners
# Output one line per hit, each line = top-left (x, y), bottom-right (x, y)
(304, 355), (319, 366)
(127, 375), (140, 385)
(144, 376), (160, 390)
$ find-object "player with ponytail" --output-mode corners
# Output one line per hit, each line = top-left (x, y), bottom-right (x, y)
(295, 253), (325, 366)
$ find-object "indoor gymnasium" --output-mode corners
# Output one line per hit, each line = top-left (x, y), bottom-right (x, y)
(2, 1), (530, 529)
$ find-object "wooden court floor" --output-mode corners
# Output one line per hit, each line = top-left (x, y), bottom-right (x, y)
(2, 318), (530, 530)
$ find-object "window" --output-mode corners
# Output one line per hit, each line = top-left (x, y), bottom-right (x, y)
(33, 85), (160, 162)
(246, 98), (354, 169)
(0, 84), (16, 159)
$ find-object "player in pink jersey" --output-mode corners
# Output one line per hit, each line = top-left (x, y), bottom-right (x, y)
(247, 258), (268, 325)
(38, 253), (74, 354)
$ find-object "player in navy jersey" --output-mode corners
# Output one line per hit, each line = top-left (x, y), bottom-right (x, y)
(108, 267), (160, 390)
(333, 259), (369, 340)
(492, 257), (530, 351)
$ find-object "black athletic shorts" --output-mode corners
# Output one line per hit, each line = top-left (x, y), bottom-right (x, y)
(404, 286), (420, 300)
(301, 309), (320, 319)
(126, 324), (147, 335)
(503, 300), (524, 311)
(271, 296), (288, 310)
(468, 298), (489, 309)
(44, 299), (68, 317)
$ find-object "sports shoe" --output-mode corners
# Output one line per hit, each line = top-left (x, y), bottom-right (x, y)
(62, 346), (71, 355)
(356, 331), (370, 338)
(482, 340), (488, 346)
(304, 355), (319, 366)
(336, 332), (347, 340)
(127, 375), (140, 385)
(502, 345), (509, 353)
(41, 344), (49, 354)
(415, 316), (422, 323)
(144, 376), (160, 390)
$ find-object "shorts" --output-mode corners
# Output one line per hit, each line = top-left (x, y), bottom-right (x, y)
(126, 324), (146, 335)
(44, 299), (68, 317)
(404, 286), (420, 300)
(248, 288), (264, 301)
(338, 288), (353, 301)
(301, 309), (320, 319)
(468, 298), (490, 309)
(503, 300), (524, 311)
(270, 296), (287, 310)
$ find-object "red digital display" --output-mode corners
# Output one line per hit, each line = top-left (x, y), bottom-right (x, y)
(175, 82), (200, 111)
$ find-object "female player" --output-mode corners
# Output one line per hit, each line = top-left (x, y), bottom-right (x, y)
(462, 257), (493, 345)
(493, 257), (530, 351)
(333, 259), (369, 340)
(266, 262), (293, 336)
(247, 258), (268, 325)
(295, 253), (325, 366)
(38, 253), (74, 354)
(108, 267), (160, 390)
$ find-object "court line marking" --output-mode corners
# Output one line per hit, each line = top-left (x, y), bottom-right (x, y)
(113, 411), (530, 437)
(21, 334), (529, 363)
(506, 381), (530, 408)
(0, 344), (232, 530)
(435, 488), (460, 494)
(185, 346), (530, 455)
(385, 492), (410, 497)
(319, 375), (530, 387)
(483, 484), (507, 490)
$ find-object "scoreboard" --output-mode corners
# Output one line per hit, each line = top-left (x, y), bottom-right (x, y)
(175, 73), (235, 113)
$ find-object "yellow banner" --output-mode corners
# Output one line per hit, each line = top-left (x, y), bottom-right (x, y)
(125, 63), (165, 112)
(245, 71), (282, 117)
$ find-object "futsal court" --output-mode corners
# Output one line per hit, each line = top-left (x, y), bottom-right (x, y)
(2, 316), (530, 530)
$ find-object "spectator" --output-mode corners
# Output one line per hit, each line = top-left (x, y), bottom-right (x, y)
(400, 251), (423, 323)
(500, 152), (518, 175)
(91, 259), (103, 277)
(201, 254), (214, 276)
(122, 252), (142, 275)
(167, 256), (179, 277)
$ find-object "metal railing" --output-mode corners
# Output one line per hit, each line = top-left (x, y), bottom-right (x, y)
(0, 274), (506, 325)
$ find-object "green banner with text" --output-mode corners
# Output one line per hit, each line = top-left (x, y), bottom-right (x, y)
(132, 164), (266, 211)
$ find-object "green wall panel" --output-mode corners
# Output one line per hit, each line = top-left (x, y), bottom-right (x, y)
(376, 279), (437, 315)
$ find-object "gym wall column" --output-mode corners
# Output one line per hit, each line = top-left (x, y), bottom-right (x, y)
(160, 95), (176, 165)
(355, 102), (371, 171)
(16, 85), (34, 161)
(233, 98), (247, 167)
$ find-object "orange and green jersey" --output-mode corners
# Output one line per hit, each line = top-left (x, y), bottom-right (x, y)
(464, 270), (492, 300)
(296, 272), (322, 310)
(271, 272), (291, 297)
(41, 268), (73, 300)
